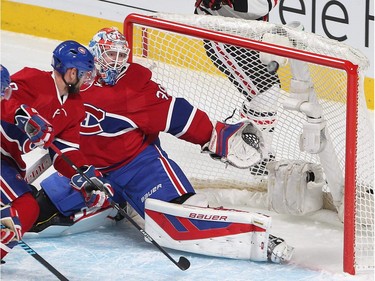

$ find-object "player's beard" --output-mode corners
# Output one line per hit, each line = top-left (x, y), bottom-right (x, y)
(67, 83), (80, 94)
(64, 74), (81, 94)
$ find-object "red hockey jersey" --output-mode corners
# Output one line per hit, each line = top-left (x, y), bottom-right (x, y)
(79, 63), (213, 172)
(1, 67), (88, 178)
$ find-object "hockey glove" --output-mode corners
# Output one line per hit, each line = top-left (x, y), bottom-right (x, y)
(202, 120), (265, 168)
(201, 0), (233, 10)
(70, 165), (114, 209)
(1, 205), (22, 244)
(15, 104), (54, 149)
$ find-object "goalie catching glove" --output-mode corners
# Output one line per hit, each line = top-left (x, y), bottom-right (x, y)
(203, 120), (266, 169)
(70, 165), (114, 209)
(14, 104), (54, 149)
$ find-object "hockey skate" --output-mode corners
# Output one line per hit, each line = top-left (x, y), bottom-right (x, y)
(267, 234), (294, 263)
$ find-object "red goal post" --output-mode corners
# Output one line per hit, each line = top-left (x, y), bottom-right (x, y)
(123, 13), (373, 275)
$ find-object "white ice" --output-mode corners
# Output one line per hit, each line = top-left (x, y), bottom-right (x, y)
(1, 30), (373, 281)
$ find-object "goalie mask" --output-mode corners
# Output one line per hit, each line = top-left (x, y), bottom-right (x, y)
(89, 27), (130, 86)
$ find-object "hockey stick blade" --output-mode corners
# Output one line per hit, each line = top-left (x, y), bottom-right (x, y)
(111, 200), (190, 271)
(177, 256), (191, 271)
(49, 144), (191, 271)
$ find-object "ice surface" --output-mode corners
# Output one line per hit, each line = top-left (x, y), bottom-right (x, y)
(1, 30), (373, 281)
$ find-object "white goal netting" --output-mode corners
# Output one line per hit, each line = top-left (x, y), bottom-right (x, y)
(125, 13), (374, 273)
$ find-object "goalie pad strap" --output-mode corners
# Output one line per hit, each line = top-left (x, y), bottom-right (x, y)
(145, 198), (271, 261)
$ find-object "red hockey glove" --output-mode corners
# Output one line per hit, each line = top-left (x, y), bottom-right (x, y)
(15, 104), (54, 149)
(1, 205), (22, 244)
(70, 165), (114, 209)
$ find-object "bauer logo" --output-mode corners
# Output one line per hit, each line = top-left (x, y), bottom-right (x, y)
(141, 183), (162, 203)
(188, 213), (228, 221)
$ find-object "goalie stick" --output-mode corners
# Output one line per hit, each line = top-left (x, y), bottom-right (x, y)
(49, 143), (191, 271)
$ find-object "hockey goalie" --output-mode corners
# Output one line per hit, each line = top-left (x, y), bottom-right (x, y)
(29, 118), (293, 264)
(25, 26), (295, 265)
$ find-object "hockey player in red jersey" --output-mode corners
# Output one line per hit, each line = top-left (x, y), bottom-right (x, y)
(195, 0), (280, 175)
(32, 28), (294, 263)
(0, 42), (112, 261)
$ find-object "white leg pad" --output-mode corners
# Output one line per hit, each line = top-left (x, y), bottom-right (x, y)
(145, 198), (272, 261)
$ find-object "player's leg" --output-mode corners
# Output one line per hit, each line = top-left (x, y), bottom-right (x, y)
(1, 160), (39, 259)
(109, 142), (293, 263)
(106, 141), (206, 219)
(27, 139), (200, 236)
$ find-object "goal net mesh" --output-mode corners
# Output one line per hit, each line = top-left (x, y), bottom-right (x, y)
(125, 13), (374, 273)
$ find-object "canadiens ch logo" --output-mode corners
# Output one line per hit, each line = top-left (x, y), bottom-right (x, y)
(81, 104), (105, 135)
(80, 104), (137, 136)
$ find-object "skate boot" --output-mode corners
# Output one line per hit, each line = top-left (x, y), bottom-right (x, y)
(267, 234), (294, 263)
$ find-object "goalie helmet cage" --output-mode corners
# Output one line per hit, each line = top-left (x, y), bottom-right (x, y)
(123, 13), (374, 275)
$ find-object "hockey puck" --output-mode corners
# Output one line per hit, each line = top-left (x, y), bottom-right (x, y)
(267, 61), (279, 74)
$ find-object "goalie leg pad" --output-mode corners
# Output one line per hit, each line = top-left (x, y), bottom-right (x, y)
(144, 198), (272, 261)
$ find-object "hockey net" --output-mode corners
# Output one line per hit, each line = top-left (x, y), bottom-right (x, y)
(123, 13), (374, 274)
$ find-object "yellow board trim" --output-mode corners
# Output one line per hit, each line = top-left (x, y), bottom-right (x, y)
(1, 0), (121, 44)
(1, 0), (374, 109)
(364, 77), (374, 109)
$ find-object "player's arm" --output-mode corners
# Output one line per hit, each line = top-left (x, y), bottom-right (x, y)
(131, 77), (213, 146)
(162, 96), (213, 146)
(136, 80), (267, 168)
